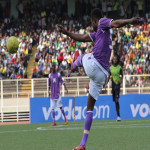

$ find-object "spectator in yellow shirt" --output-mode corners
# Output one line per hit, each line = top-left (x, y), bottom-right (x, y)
(67, 54), (73, 68)
(142, 34), (147, 43)
(134, 34), (140, 41)
(135, 41), (141, 49)
(139, 34), (143, 40)
(125, 28), (131, 37)
(67, 56), (73, 64)
(44, 38), (50, 47)
(23, 45), (28, 56)
(1, 65), (6, 77)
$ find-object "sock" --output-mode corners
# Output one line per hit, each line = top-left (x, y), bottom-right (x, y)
(61, 108), (66, 119)
(115, 102), (120, 117)
(52, 110), (56, 123)
(80, 111), (93, 146)
(73, 55), (83, 69)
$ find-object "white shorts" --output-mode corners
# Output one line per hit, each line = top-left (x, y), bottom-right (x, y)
(82, 53), (107, 100)
(51, 96), (63, 110)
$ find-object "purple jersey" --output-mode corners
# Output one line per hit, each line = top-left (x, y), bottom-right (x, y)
(89, 18), (113, 73)
(48, 72), (64, 100)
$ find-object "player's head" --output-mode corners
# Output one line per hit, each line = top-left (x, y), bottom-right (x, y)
(52, 63), (56, 73)
(112, 55), (119, 66)
(91, 8), (103, 31)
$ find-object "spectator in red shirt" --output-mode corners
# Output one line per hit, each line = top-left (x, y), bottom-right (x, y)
(10, 57), (16, 64)
(70, 40), (76, 46)
(137, 65), (142, 74)
(16, 72), (21, 79)
(85, 82), (89, 96)
(32, 65), (38, 78)
(58, 52), (64, 66)
(74, 50), (79, 61)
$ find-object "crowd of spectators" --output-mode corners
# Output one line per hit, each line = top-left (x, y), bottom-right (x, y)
(0, 0), (150, 84)
(0, 29), (37, 80)
(33, 22), (150, 84)
(75, 0), (149, 19)
(32, 26), (92, 78)
(112, 23), (150, 86)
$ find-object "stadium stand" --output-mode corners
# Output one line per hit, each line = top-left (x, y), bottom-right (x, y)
(0, 0), (150, 86)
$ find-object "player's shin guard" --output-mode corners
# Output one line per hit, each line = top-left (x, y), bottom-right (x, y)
(73, 55), (83, 69)
(52, 109), (56, 123)
(115, 102), (120, 117)
(61, 108), (66, 119)
(80, 111), (93, 146)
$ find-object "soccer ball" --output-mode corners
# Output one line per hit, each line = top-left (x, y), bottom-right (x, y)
(6, 36), (19, 54)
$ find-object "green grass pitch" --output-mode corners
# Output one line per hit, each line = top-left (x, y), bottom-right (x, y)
(0, 119), (150, 150)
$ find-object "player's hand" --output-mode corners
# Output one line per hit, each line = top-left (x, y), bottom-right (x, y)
(118, 81), (121, 85)
(118, 79), (123, 85)
(49, 92), (51, 98)
(56, 24), (67, 35)
(130, 17), (144, 25)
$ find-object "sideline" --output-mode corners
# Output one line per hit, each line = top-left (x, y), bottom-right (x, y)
(0, 121), (30, 126)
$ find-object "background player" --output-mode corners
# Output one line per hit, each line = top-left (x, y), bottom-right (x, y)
(48, 63), (68, 126)
(58, 8), (142, 150)
(105, 55), (123, 121)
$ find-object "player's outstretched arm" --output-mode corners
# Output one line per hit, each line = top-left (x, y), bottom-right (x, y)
(57, 25), (92, 42)
(111, 17), (143, 28)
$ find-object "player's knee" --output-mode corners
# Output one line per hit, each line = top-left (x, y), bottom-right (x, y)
(87, 107), (94, 111)
(87, 97), (96, 111)
(115, 99), (119, 103)
(113, 97), (115, 101)
(87, 103), (95, 111)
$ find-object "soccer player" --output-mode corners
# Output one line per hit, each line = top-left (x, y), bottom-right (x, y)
(48, 63), (68, 126)
(58, 8), (142, 150)
(105, 55), (123, 121)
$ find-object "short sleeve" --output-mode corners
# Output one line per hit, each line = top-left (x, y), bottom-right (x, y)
(48, 74), (51, 87)
(99, 18), (113, 30)
(89, 32), (96, 42)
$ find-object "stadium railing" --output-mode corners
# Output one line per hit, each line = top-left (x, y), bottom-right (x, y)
(0, 75), (150, 122)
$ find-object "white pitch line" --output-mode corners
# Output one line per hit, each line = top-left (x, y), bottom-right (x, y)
(37, 125), (150, 131)
(66, 119), (150, 126)
(37, 123), (150, 131)
(92, 119), (150, 125)
(0, 120), (150, 134)
(40, 119), (150, 129)
(0, 129), (37, 134)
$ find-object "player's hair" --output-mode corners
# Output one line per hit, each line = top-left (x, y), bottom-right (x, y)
(112, 55), (120, 65)
(91, 8), (103, 20)
(52, 63), (56, 73)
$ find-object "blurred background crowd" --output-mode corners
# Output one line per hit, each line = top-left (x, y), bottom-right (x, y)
(0, 0), (150, 86)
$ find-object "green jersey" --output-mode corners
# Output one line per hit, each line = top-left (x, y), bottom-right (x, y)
(110, 65), (122, 84)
